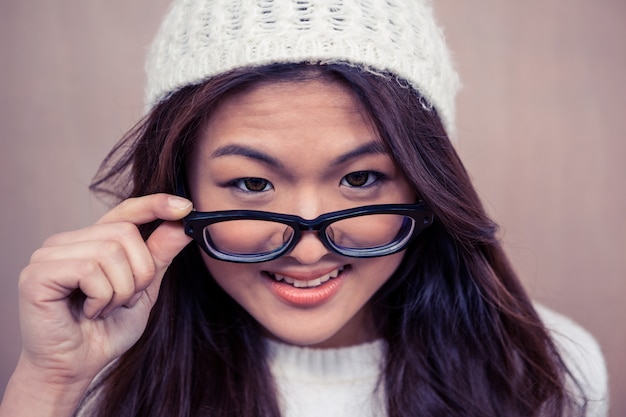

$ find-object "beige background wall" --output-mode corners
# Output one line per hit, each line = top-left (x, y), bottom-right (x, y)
(1, 1), (624, 414)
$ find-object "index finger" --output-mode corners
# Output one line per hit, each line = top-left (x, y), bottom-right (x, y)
(96, 194), (192, 226)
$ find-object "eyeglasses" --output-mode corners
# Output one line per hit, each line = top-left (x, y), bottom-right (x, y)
(181, 203), (434, 263)
(177, 173), (433, 263)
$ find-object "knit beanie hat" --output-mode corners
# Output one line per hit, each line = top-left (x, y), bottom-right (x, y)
(146, 0), (461, 137)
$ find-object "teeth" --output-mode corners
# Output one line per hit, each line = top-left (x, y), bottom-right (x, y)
(271, 267), (345, 288)
(307, 278), (321, 286)
(293, 279), (308, 288)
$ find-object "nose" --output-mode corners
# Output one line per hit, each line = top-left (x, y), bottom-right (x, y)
(282, 190), (336, 263)
(285, 230), (330, 264)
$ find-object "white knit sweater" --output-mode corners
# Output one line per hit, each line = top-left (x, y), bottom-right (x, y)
(266, 338), (387, 417)
(75, 305), (608, 416)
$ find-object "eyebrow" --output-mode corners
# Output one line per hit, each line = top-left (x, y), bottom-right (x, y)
(211, 144), (284, 168)
(210, 140), (388, 168)
(331, 140), (389, 165)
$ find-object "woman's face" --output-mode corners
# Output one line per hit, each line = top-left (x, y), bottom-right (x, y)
(188, 78), (415, 348)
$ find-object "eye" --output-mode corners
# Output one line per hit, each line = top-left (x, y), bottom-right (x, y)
(340, 171), (384, 188)
(231, 177), (274, 192)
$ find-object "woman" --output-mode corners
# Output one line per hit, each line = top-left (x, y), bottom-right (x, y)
(0, 0), (607, 416)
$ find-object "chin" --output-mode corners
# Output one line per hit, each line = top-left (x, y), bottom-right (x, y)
(259, 308), (375, 349)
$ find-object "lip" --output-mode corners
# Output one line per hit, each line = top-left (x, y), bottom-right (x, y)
(263, 265), (349, 308)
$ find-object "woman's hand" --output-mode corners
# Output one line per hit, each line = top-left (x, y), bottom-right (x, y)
(0, 193), (193, 417)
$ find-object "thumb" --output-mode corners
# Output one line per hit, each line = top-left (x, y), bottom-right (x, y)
(143, 220), (193, 296)
(146, 220), (192, 272)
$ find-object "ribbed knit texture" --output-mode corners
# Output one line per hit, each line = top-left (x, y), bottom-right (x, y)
(266, 338), (387, 417)
(145, 0), (461, 137)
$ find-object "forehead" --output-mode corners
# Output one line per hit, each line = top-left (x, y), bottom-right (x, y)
(209, 77), (369, 123)
(195, 78), (381, 158)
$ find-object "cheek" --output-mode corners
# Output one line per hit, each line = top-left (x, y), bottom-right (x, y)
(346, 252), (405, 309)
(200, 253), (256, 299)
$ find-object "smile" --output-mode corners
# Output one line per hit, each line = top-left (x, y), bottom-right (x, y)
(267, 266), (346, 288)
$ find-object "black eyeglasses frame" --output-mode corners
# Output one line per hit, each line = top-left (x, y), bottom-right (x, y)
(184, 204), (435, 263)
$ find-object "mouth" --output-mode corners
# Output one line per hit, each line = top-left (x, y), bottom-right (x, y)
(266, 266), (347, 288)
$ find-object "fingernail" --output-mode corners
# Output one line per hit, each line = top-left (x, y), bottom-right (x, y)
(168, 196), (192, 210)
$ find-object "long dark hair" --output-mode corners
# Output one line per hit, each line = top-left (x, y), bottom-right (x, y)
(89, 64), (584, 417)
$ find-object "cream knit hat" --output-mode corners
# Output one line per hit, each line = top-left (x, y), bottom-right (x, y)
(146, 0), (461, 137)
